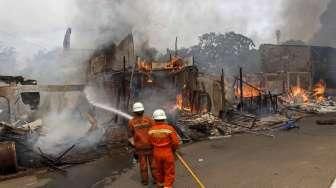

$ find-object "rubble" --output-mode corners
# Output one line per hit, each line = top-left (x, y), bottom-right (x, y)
(282, 97), (336, 114)
(176, 112), (229, 141)
(0, 142), (18, 175)
(175, 109), (306, 141)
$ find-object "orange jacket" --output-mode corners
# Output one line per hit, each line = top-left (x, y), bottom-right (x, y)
(148, 122), (180, 154)
(128, 115), (155, 150)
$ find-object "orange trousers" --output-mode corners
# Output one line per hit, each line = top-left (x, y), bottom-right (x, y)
(153, 149), (175, 188)
(138, 151), (156, 184)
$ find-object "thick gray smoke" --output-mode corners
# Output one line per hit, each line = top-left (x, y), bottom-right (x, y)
(71, 0), (330, 51)
(312, 0), (336, 47)
(72, 0), (276, 50)
(280, 0), (330, 44)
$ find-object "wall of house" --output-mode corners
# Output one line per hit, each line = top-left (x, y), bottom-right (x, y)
(87, 34), (135, 80)
(260, 44), (314, 91)
(260, 44), (312, 73)
(196, 75), (223, 116)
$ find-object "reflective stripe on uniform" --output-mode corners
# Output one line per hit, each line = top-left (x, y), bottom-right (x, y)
(148, 129), (172, 135)
(134, 123), (150, 129)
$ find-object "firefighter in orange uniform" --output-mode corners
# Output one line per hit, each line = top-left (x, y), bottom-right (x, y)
(149, 109), (180, 188)
(128, 102), (156, 185)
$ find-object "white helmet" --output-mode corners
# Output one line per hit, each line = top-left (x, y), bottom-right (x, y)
(153, 109), (167, 120)
(133, 102), (144, 112)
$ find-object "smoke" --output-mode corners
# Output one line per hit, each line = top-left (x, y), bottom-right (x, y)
(71, 0), (330, 51)
(33, 108), (103, 155)
(71, 0), (282, 50)
(0, 46), (97, 155)
(280, 0), (330, 44)
(0, 0), (331, 61)
(31, 91), (105, 155)
(23, 49), (92, 84)
(312, 0), (336, 47)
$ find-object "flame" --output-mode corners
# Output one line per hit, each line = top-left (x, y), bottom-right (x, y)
(165, 57), (184, 71)
(235, 85), (260, 98)
(176, 94), (183, 110)
(137, 60), (153, 83)
(176, 94), (191, 112)
(137, 60), (152, 72)
(290, 86), (309, 103)
(313, 80), (326, 102)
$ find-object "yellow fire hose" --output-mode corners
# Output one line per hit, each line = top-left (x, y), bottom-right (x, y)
(175, 152), (206, 188)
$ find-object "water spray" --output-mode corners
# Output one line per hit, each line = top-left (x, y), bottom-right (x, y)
(84, 87), (133, 120)
(89, 101), (133, 120)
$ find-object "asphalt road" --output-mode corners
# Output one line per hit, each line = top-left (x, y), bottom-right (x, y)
(109, 113), (336, 188)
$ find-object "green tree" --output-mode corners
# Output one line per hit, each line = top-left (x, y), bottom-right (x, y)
(193, 32), (258, 74)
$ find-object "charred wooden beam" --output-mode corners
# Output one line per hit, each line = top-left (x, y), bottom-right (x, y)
(233, 76), (264, 93)
(54, 144), (76, 164)
(239, 67), (243, 111)
(18, 85), (85, 92)
(175, 36), (178, 56)
(220, 69), (226, 114)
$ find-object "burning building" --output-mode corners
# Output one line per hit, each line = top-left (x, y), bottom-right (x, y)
(87, 34), (227, 120)
(134, 56), (200, 114)
(230, 43), (336, 113)
(260, 44), (336, 94)
(218, 43), (336, 114)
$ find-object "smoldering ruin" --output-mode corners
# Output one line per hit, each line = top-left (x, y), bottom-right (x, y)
(1, 0), (336, 187)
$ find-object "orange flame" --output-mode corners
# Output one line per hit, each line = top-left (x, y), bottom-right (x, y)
(176, 94), (183, 110)
(313, 80), (326, 102)
(235, 85), (260, 98)
(165, 57), (184, 71)
(176, 94), (191, 112)
(137, 60), (153, 83)
(137, 60), (152, 72)
(290, 86), (309, 103)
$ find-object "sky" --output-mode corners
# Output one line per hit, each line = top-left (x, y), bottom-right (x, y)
(0, 0), (75, 59)
(0, 0), (329, 60)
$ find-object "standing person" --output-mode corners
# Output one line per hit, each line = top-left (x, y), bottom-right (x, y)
(128, 102), (156, 185)
(149, 109), (180, 188)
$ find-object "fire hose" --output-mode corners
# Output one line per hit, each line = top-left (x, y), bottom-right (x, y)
(128, 138), (205, 187)
(175, 152), (206, 188)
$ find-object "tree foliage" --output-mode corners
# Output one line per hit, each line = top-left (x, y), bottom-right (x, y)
(198, 32), (255, 56)
(162, 32), (260, 74)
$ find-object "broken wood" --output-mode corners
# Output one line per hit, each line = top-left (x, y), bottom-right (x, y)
(54, 144), (76, 164)
(37, 148), (67, 174)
